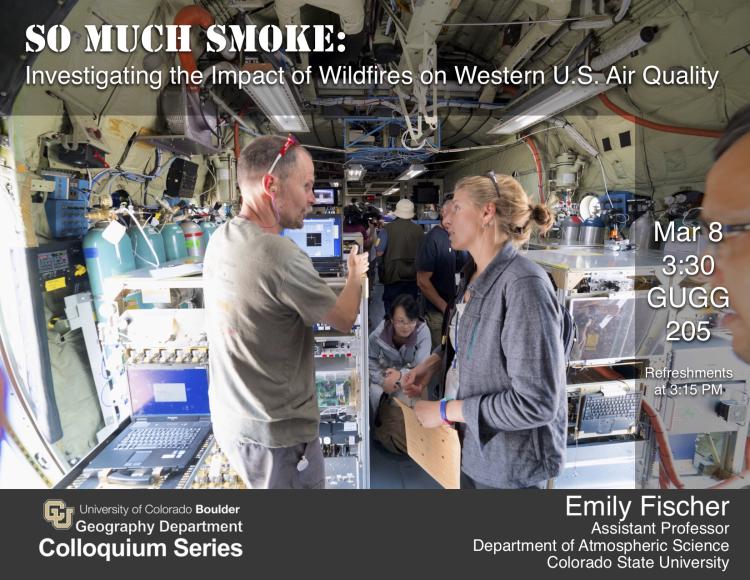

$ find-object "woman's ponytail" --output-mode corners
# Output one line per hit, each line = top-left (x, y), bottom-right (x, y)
(530, 203), (553, 234)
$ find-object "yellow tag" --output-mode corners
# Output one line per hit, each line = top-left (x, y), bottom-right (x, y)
(74, 264), (87, 277)
(45, 277), (66, 292)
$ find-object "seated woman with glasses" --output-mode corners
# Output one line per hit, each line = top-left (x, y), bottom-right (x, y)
(368, 293), (432, 454)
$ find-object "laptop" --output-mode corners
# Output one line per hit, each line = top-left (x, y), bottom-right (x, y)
(282, 215), (343, 276)
(86, 365), (211, 471)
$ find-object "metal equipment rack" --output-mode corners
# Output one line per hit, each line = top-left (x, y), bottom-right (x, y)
(525, 246), (750, 489)
(56, 268), (371, 489)
(525, 247), (669, 488)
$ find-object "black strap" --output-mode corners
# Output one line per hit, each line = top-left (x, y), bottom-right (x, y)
(374, 392), (389, 427)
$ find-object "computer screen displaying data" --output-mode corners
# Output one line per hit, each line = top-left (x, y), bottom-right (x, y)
(283, 216), (342, 260)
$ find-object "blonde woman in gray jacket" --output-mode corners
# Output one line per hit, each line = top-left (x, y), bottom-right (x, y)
(369, 294), (432, 454)
(403, 173), (567, 488)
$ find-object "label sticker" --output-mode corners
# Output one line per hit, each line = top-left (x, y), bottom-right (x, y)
(44, 277), (66, 292)
(102, 220), (127, 245)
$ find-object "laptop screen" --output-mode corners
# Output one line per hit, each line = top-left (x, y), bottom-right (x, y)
(282, 216), (342, 261)
(127, 365), (210, 417)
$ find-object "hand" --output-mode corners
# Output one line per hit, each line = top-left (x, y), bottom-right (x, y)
(402, 358), (437, 398)
(401, 373), (424, 398)
(346, 244), (369, 281)
(381, 368), (401, 394)
(414, 401), (443, 428)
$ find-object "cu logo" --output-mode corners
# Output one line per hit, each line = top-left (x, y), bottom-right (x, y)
(43, 499), (74, 530)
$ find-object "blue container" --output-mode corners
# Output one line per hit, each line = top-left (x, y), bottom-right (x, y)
(129, 225), (167, 268)
(42, 173), (71, 199)
(83, 224), (136, 317)
(599, 191), (650, 221)
(44, 198), (89, 238)
(582, 217), (606, 227)
(161, 223), (188, 261)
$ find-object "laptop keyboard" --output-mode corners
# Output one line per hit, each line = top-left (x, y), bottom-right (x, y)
(582, 392), (642, 422)
(115, 426), (201, 451)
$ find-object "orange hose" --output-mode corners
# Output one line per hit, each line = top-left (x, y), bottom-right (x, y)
(645, 394), (749, 489)
(595, 366), (624, 381)
(524, 135), (545, 204)
(174, 6), (215, 93)
(598, 94), (723, 139)
(641, 399), (685, 489)
(659, 463), (669, 489)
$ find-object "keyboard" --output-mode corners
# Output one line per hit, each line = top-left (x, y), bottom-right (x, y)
(115, 426), (202, 451)
(580, 392), (642, 434)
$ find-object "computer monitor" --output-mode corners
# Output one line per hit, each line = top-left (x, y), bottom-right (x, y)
(127, 365), (210, 416)
(283, 215), (343, 273)
(313, 187), (338, 207)
(412, 182), (439, 204)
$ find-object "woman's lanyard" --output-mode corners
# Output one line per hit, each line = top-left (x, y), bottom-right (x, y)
(452, 299), (462, 369)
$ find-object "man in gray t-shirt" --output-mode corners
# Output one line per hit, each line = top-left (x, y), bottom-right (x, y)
(203, 135), (368, 489)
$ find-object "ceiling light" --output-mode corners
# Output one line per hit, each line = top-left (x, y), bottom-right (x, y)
(397, 164), (427, 180)
(346, 164), (366, 181)
(241, 63), (309, 133)
(330, 180), (341, 188)
(488, 74), (615, 135)
(383, 185), (400, 196)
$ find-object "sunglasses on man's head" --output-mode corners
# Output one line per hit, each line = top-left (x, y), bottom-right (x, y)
(267, 134), (300, 176)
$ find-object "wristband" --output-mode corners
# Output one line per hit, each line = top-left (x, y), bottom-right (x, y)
(439, 398), (454, 425)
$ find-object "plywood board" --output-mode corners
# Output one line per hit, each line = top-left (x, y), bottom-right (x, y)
(394, 398), (461, 489)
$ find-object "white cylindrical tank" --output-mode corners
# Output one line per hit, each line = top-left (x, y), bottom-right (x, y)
(555, 153), (584, 189)
(180, 220), (205, 257)
(630, 210), (656, 251)
(209, 154), (237, 203)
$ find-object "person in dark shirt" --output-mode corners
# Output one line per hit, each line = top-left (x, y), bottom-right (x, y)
(416, 197), (464, 348)
(376, 199), (424, 315)
(343, 203), (373, 251)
